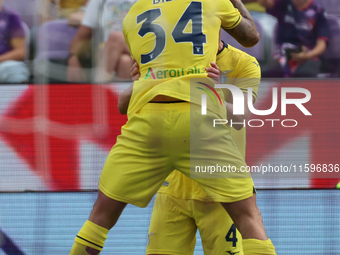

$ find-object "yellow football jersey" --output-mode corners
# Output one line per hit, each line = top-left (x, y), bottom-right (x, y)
(158, 44), (261, 201)
(123, 0), (242, 118)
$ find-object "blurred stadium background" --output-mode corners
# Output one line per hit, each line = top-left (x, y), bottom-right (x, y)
(0, 0), (339, 254)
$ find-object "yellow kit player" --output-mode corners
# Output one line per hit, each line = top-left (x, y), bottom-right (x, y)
(147, 41), (261, 255)
(123, 40), (273, 255)
(69, 0), (275, 254)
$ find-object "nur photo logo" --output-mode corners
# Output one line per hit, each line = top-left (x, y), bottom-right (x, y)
(199, 83), (312, 128)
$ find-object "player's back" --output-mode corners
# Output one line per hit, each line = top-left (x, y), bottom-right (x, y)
(123, 0), (241, 115)
(123, 0), (240, 78)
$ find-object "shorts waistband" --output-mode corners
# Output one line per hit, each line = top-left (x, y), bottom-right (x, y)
(149, 100), (186, 103)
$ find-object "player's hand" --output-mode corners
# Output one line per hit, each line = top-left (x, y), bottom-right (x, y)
(130, 58), (140, 81)
(206, 62), (220, 84)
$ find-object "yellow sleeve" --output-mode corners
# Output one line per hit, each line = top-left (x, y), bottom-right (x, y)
(216, 0), (242, 30)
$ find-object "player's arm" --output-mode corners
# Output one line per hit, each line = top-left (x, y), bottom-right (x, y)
(224, 0), (260, 48)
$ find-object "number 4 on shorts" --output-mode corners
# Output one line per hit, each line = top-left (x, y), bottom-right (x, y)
(225, 224), (238, 247)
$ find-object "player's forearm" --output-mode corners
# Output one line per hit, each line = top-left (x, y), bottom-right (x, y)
(225, 0), (259, 47)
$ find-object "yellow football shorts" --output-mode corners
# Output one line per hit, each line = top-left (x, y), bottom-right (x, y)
(146, 192), (243, 255)
(99, 102), (253, 207)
